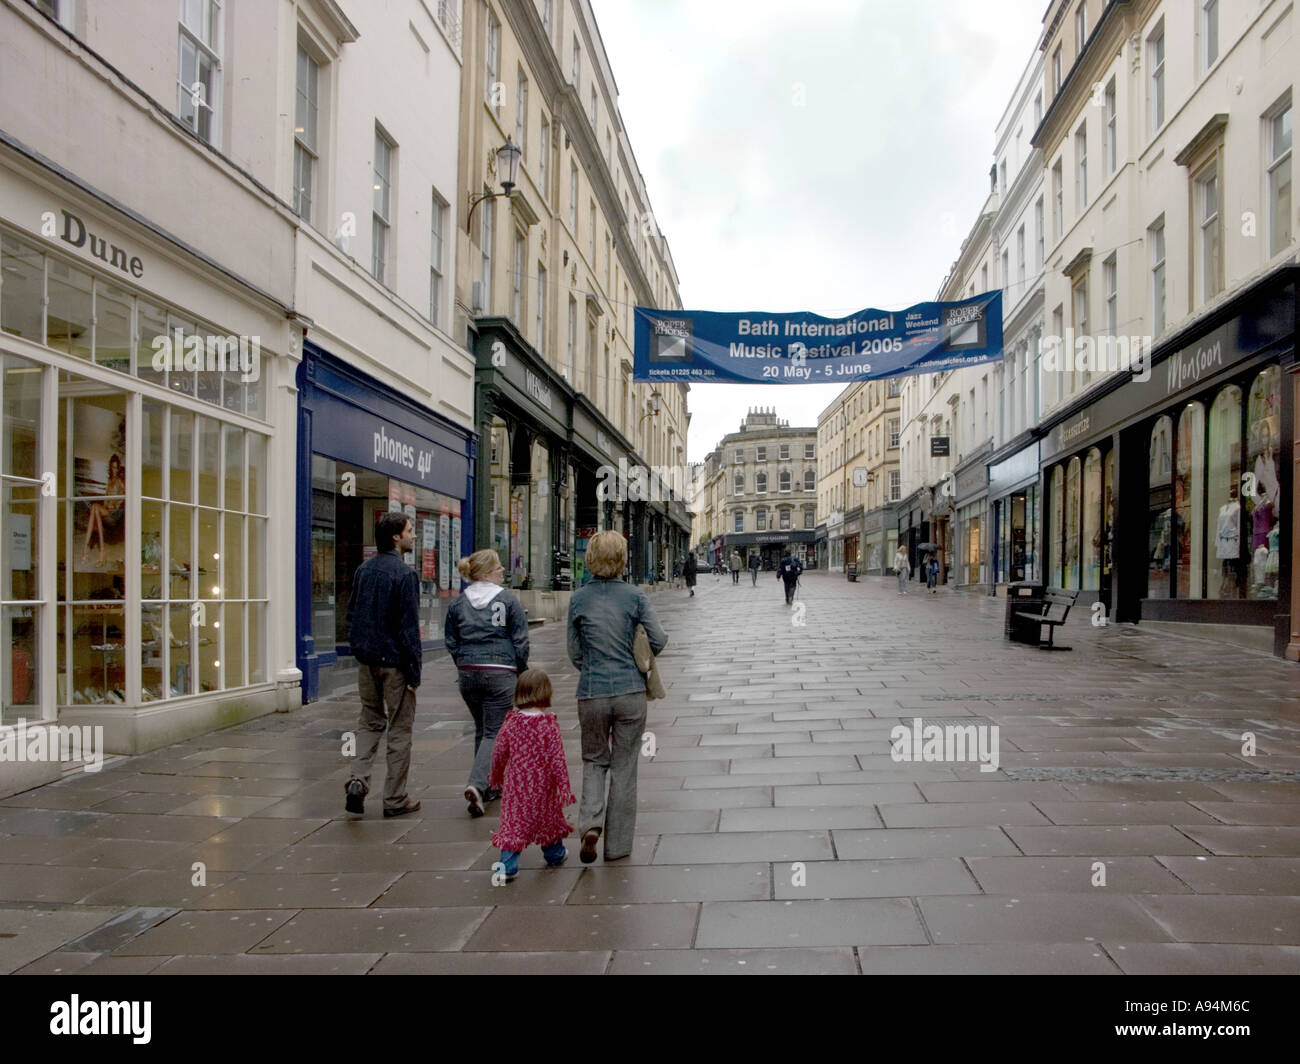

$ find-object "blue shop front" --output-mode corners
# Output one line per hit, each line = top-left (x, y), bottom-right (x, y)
(296, 344), (474, 701)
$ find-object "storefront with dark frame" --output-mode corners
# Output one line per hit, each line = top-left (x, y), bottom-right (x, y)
(986, 434), (1040, 592)
(472, 318), (690, 606)
(1038, 266), (1296, 655)
(295, 344), (474, 701)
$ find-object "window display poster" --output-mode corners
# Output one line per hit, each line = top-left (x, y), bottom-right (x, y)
(438, 512), (451, 591)
(422, 519), (436, 550)
(9, 513), (31, 570)
(451, 516), (462, 587)
(421, 539), (436, 579)
(74, 402), (127, 573)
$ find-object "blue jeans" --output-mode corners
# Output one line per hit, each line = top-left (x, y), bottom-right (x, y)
(499, 840), (567, 876)
(457, 668), (516, 792)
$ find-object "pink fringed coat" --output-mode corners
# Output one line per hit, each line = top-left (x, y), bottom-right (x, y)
(488, 710), (575, 851)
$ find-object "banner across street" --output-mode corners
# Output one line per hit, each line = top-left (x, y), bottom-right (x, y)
(634, 291), (1004, 383)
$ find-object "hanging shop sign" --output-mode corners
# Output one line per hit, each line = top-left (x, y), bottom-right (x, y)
(634, 292), (1002, 383)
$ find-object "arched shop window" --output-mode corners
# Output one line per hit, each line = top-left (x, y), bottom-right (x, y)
(1102, 450), (1116, 585)
(1049, 465), (1063, 587)
(1175, 402), (1205, 599)
(1147, 415), (1173, 598)
(1063, 456), (1081, 589)
(1082, 448), (1102, 590)
(1246, 367), (1280, 600)
(1207, 385), (1242, 600)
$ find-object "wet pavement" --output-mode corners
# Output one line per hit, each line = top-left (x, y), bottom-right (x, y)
(3, 571), (1299, 975)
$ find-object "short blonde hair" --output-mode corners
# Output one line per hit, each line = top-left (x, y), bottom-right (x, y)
(514, 668), (553, 708)
(585, 530), (627, 578)
(458, 548), (502, 583)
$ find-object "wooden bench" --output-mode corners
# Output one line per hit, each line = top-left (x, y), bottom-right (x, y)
(1011, 587), (1079, 650)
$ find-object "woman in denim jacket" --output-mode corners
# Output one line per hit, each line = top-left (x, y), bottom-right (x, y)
(567, 531), (668, 863)
(445, 549), (530, 818)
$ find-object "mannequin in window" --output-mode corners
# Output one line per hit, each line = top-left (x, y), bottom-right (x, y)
(1216, 478), (1241, 596)
(1250, 420), (1280, 550)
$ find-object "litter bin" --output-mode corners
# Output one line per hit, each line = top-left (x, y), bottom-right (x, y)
(846, 563), (858, 582)
(1005, 581), (1046, 643)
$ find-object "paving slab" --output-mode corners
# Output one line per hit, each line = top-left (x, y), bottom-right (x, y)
(965, 856), (1191, 894)
(695, 899), (927, 948)
(608, 947), (857, 974)
(0, 906), (124, 974)
(1132, 895), (1300, 944)
(1099, 943), (1300, 974)
(918, 895), (1173, 944)
(251, 907), (490, 953)
(832, 827), (1021, 860)
(465, 903), (698, 951)
(856, 943), (1122, 974)
(370, 951), (610, 974)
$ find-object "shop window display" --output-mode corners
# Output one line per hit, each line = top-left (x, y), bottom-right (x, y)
(313, 461), (461, 651)
(1049, 467), (1063, 587)
(1063, 457), (1080, 589)
(529, 437), (552, 589)
(1175, 403), (1205, 599)
(1246, 367), (1280, 600)
(1082, 449), (1102, 590)
(2, 354), (44, 725)
(1147, 415), (1173, 598)
(1207, 385), (1243, 600)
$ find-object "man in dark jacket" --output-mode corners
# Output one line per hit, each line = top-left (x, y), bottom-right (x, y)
(344, 511), (422, 818)
(747, 551), (761, 586)
(777, 549), (803, 605)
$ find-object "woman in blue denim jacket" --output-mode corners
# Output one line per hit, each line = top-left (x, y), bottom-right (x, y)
(445, 549), (530, 818)
(567, 531), (667, 863)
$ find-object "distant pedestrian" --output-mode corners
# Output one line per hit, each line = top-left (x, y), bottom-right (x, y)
(345, 512), (422, 819)
(568, 531), (667, 863)
(777, 548), (803, 605)
(748, 551), (761, 586)
(672, 559), (683, 588)
(445, 549), (530, 819)
(729, 549), (742, 584)
(926, 553), (939, 593)
(487, 669), (575, 881)
(893, 544), (911, 596)
(684, 553), (698, 597)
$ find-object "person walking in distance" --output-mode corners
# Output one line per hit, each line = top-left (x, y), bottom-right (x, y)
(729, 549), (742, 585)
(487, 669), (574, 881)
(344, 512), (423, 818)
(748, 550), (761, 586)
(445, 549), (530, 818)
(683, 552), (698, 597)
(894, 543), (911, 596)
(777, 547), (803, 605)
(926, 552), (940, 593)
(568, 531), (667, 864)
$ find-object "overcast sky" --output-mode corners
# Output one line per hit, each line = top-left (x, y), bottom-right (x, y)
(589, 0), (1048, 462)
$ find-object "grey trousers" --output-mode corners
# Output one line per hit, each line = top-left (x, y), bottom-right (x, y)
(578, 691), (647, 860)
(897, 568), (909, 593)
(350, 665), (415, 810)
(457, 668), (516, 793)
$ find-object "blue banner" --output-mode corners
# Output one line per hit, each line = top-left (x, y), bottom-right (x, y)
(634, 292), (1003, 383)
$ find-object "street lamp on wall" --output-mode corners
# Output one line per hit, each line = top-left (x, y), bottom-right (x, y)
(466, 137), (522, 233)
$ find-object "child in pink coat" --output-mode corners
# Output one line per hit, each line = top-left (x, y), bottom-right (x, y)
(488, 668), (575, 881)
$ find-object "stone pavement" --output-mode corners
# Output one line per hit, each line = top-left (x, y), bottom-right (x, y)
(2, 571), (1299, 975)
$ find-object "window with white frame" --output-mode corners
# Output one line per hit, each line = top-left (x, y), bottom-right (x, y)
(1034, 90), (1043, 129)
(804, 443), (815, 459)
(590, 85), (597, 125)
(535, 264), (546, 348)
(293, 43), (319, 223)
(1052, 160), (1064, 240)
(604, 232), (611, 292)
(1195, 161), (1223, 303)
(1001, 250), (1010, 294)
(1105, 78), (1117, 175)
(734, 449), (744, 464)
(756, 445), (766, 461)
(804, 469), (815, 491)
(429, 191), (445, 326)
(887, 377), (901, 398)
(756, 471), (767, 493)
(1201, 0), (1219, 74)
(889, 469), (900, 500)
(1267, 97), (1293, 257)
(588, 199), (596, 262)
(511, 230), (525, 326)
(1075, 122), (1088, 210)
(779, 470), (791, 492)
(734, 473), (744, 496)
(1075, 2), (1087, 55)
(571, 35), (580, 88)
(372, 129), (393, 285)
(779, 443), (790, 460)
(1148, 22), (1165, 134)
(538, 114), (549, 199)
(888, 418), (899, 448)
(178, 0), (221, 144)
(734, 511), (743, 532)
(479, 194), (494, 312)
(541, 0), (551, 36)
(1034, 197), (1044, 268)
(565, 296), (576, 380)
(1072, 276), (1088, 390)
(486, 9), (501, 111)
(756, 507), (767, 531)
(1052, 45), (1062, 96)
(1103, 255), (1117, 339)
(515, 69), (528, 164)
(779, 508), (791, 531)
(29, 0), (75, 28)
(569, 161), (578, 231)
(1149, 215), (1165, 334)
